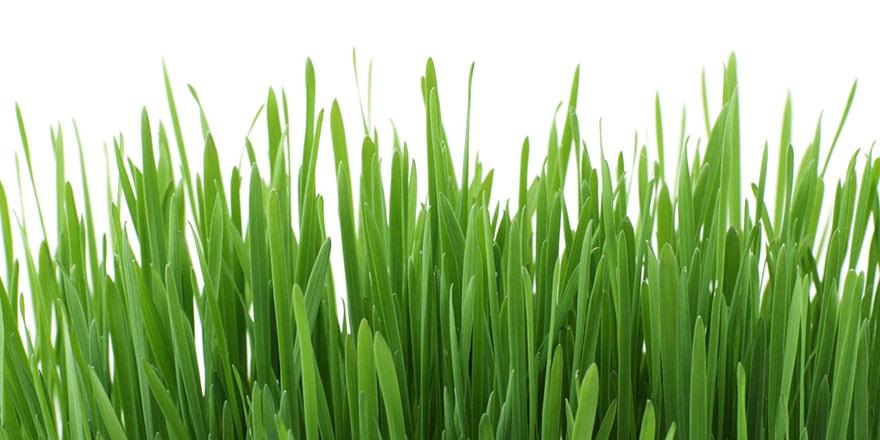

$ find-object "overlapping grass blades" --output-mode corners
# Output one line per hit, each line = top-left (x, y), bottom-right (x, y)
(2, 54), (879, 439)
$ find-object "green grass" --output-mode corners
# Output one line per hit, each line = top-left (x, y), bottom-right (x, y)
(2, 53), (879, 439)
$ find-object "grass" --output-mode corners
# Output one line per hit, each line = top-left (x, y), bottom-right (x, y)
(1, 53), (879, 439)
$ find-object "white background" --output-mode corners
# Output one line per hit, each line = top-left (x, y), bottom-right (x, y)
(1, 1), (879, 291)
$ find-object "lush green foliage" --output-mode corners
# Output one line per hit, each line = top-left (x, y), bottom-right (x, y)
(2, 54), (879, 439)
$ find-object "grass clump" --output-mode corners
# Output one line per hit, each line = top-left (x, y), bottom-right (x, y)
(1, 54), (879, 439)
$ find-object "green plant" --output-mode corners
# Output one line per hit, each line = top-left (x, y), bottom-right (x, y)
(1, 54), (878, 439)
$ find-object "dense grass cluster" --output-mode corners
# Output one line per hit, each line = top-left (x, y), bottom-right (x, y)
(1, 54), (878, 439)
